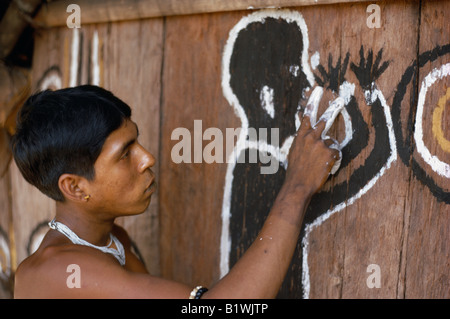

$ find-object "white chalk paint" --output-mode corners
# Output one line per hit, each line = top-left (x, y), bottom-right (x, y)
(414, 63), (450, 178)
(91, 30), (100, 86)
(290, 64), (300, 77)
(304, 86), (323, 124)
(69, 28), (80, 87)
(310, 51), (320, 70)
(39, 70), (62, 91)
(0, 233), (10, 281)
(318, 97), (345, 139)
(303, 81), (355, 174)
(301, 84), (397, 298)
(260, 85), (275, 119)
(338, 81), (355, 149)
(319, 97), (345, 174)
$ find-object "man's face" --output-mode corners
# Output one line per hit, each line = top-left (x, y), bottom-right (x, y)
(86, 119), (156, 217)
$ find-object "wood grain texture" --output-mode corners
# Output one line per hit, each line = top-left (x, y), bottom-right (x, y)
(305, 0), (419, 299)
(399, 0), (449, 298)
(34, 0), (381, 27)
(159, 11), (240, 287)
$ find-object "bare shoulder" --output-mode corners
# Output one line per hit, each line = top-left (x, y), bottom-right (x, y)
(14, 225), (191, 298)
(14, 239), (124, 298)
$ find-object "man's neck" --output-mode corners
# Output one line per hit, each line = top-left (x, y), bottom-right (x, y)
(54, 202), (115, 246)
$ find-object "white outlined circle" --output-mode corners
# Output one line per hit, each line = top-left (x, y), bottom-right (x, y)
(414, 63), (450, 178)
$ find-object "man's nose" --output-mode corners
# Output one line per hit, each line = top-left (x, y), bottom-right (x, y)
(137, 144), (156, 172)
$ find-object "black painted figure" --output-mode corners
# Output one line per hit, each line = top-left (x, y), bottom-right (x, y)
(228, 17), (309, 270)
(222, 10), (394, 298)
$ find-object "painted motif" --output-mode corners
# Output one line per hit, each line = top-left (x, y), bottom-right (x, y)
(392, 45), (450, 203)
(220, 9), (448, 298)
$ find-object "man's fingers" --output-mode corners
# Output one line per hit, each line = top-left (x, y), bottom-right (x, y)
(304, 86), (323, 125)
(323, 137), (335, 148)
(328, 145), (342, 175)
(312, 118), (327, 137)
(318, 97), (345, 139)
(299, 113), (313, 132)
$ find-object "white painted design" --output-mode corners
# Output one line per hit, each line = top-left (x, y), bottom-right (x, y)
(303, 81), (355, 174)
(290, 64), (300, 77)
(39, 70), (62, 91)
(310, 51), (320, 70)
(260, 85), (275, 119)
(301, 85), (397, 298)
(91, 30), (100, 86)
(414, 63), (450, 178)
(69, 28), (80, 87)
(0, 232), (10, 282)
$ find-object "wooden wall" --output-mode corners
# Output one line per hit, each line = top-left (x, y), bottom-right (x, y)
(0, 0), (448, 298)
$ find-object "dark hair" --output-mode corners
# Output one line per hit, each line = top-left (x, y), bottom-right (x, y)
(11, 85), (132, 201)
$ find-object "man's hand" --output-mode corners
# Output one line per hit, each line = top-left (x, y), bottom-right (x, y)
(285, 114), (340, 196)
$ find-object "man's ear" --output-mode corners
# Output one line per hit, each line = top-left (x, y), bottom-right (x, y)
(58, 173), (90, 202)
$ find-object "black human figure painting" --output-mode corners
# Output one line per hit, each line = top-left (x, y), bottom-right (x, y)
(220, 9), (398, 298)
(224, 12), (312, 275)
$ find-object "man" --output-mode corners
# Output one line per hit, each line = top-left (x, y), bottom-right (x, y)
(12, 85), (338, 298)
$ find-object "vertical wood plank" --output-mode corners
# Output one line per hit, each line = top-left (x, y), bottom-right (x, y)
(159, 12), (240, 287)
(307, 0), (420, 299)
(400, 0), (449, 298)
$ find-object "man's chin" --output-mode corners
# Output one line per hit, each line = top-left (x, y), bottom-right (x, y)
(122, 197), (152, 217)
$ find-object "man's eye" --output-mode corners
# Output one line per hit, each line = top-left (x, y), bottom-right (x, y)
(121, 150), (130, 160)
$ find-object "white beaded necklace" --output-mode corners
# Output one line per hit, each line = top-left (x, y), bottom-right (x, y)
(48, 218), (126, 266)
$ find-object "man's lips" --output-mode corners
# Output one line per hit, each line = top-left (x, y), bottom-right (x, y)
(145, 179), (156, 194)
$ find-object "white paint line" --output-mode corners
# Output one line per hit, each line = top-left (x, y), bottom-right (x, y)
(0, 234), (10, 280)
(260, 85), (275, 118)
(69, 28), (79, 87)
(39, 71), (62, 91)
(311, 51), (320, 70)
(319, 97), (345, 139)
(304, 86), (323, 125)
(91, 30), (100, 86)
(414, 63), (450, 178)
